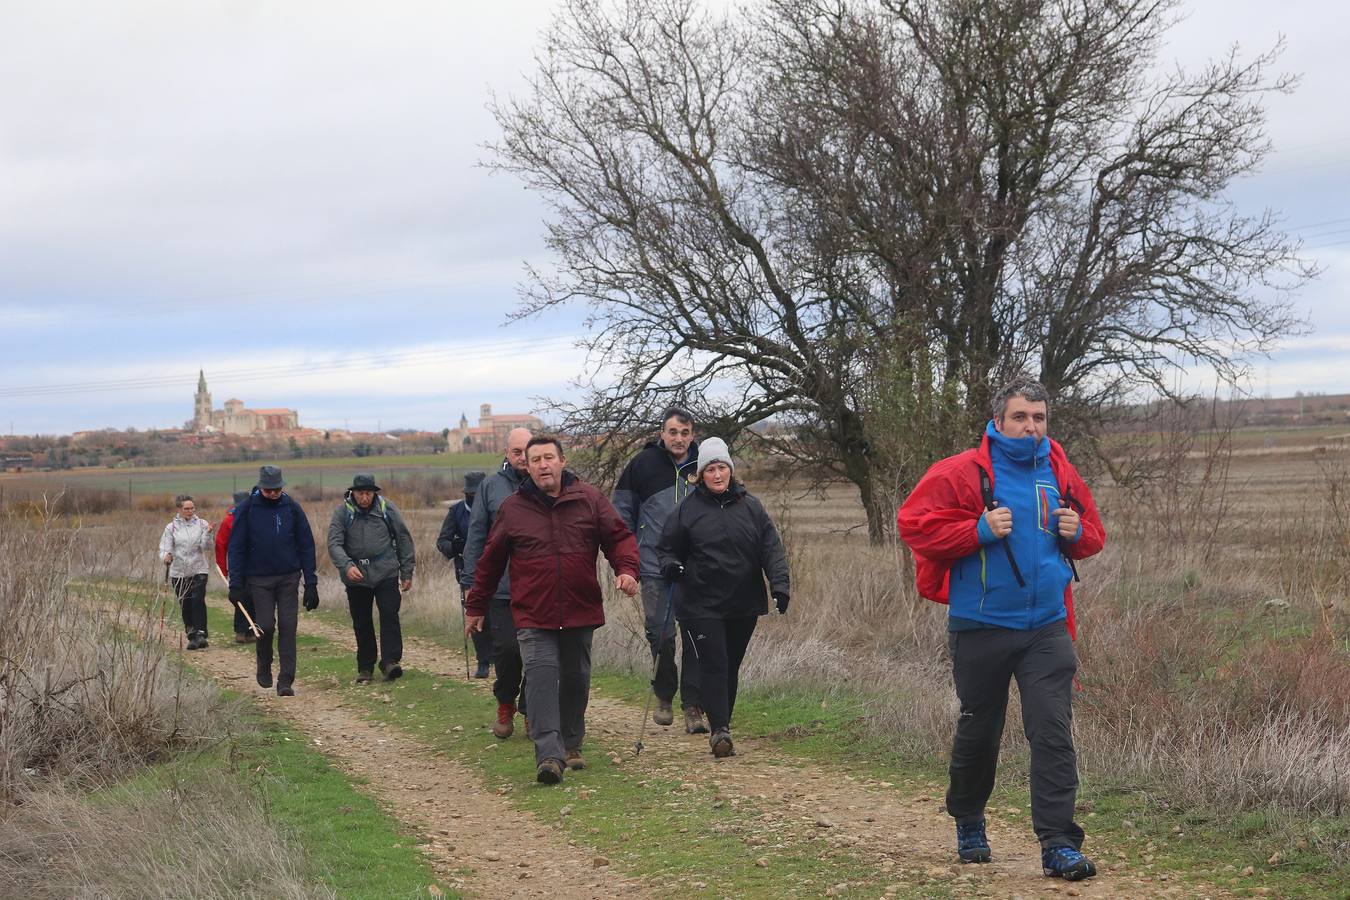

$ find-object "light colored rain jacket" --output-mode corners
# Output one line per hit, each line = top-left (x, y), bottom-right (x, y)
(158, 515), (213, 578)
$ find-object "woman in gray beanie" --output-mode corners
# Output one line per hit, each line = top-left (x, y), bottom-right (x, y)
(655, 437), (790, 758)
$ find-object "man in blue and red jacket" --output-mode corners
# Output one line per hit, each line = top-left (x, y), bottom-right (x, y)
(898, 378), (1106, 882)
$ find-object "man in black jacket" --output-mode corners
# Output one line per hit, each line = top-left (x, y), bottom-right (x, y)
(612, 408), (704, 732)
(437, 471), (492, 677)
(227, 465), (319, 697)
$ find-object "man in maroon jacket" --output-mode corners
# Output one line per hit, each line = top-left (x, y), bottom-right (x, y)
(466, 434), (640, 784)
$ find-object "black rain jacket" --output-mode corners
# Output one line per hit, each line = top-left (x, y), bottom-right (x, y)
(656, 481), (790, 621)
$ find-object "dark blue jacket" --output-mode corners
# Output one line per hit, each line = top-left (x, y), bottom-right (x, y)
(612, 439), (699, 578)
(435, 497), (473, 584)
(226, 489), (318, 588)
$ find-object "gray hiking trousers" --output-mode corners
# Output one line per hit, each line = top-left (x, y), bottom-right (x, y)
(516, 626), (595, 766)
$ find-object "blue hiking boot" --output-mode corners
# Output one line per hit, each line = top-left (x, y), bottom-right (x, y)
(1042, 846), (1097, 881)
(956, 819), (991, 863)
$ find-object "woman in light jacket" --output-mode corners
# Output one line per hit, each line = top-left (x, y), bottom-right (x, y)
(656, 438), (790, 758)
(158, 493), (213, 649)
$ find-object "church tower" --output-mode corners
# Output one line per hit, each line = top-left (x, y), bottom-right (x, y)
(193, 370), (213, 432)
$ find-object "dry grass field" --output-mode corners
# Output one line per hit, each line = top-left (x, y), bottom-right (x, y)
(5, 439), (1349, 890)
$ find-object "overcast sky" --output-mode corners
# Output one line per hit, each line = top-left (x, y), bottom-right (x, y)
(2, 0), (1346, 435)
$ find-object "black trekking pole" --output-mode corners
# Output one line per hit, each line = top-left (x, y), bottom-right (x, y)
(633, 582), (675, 757)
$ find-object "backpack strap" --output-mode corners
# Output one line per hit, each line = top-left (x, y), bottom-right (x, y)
(977, 463), (1026, 588)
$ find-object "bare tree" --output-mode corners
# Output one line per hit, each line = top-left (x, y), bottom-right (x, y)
(489, 0), (1311, 542)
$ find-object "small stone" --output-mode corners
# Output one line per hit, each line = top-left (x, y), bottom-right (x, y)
(451, 725), (463, 732)
(755, 857), (769, 868)
(592, 856), (610, 868)
(1267, 851), (1282, 865)
(1005, 807), (1022, 815)
(1121, 819), (1135, 830)
(485, 850), (501, 862)
(1066, 890), (1081, 897)
(815, 815), (836, 828)
(1241, 865), (1254, 876)
(560, 805), (573, 817)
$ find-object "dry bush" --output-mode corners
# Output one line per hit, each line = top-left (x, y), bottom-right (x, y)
(0, 776), (327, 900)
(0, 515), (225, 799)
(0, 486), (128, 517)
(132, 493), (176, 513)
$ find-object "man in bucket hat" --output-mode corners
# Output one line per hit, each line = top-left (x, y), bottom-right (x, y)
(227, 465), (319, 696)
(437, 471), (492, 677)
(328, 473), (416, 683)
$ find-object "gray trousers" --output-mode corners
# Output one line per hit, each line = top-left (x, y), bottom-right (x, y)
(516, 626), (595, 765)
(946, 620), (1084, 849)
(248, 572), (300, 687)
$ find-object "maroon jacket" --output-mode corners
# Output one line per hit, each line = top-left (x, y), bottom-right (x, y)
(465, 472), (639, 630)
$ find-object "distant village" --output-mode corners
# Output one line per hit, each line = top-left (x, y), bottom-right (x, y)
(0, 371), (544, 470)
(3, 371), (1348, 474)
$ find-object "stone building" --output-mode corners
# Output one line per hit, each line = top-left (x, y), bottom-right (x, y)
(445, 404), (543, 454)
(189, 371), (299, 435)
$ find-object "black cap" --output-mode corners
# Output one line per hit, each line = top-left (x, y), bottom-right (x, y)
(464, 471), (486, 494)
(258, 465), (285, 489)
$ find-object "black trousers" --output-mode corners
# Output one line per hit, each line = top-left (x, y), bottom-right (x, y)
(346, 578), (403, 672)
(946, 620), (1084, 850)
(249, 572), (300, 688)
(683, 616), (757, 734)
(170, 574), (208, 636)
(489, 595), (525, 712)
(641, 577), (701, 707)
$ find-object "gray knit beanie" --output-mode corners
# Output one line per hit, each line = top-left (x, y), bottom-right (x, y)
(695, 437), (734, 478)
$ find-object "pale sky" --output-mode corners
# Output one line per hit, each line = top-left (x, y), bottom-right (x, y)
(2, 0), (1346, 434)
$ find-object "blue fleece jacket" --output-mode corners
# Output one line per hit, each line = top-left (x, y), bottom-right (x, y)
(948, 421), (1077, 631)
(226, 490), (318, 588)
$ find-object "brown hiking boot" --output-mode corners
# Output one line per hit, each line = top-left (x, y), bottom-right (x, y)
(536, 758), (564, 784)
(653, 698), (674, 726)
(234, 632), (251, 644)
(492, 702), (516, 739)
(684, 705), (709, 734)
(565, 748), (586, 770)
(379, 660), (403, 681)
(355, 669), (373, 684)
(710, 729), (734, 758)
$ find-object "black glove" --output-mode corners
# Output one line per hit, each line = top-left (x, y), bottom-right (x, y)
(228, 585), (246, 608)
(660, 561), (685, 582)
(303, 583), (320, 611)
(772, 591), (790, 615)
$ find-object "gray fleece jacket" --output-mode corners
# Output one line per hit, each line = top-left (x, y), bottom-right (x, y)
(326, 493), (416, 587)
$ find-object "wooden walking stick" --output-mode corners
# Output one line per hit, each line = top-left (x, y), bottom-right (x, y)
(217, 563), (262, 638)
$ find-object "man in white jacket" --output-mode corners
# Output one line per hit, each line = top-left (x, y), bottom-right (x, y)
(158, 493), (214, 649)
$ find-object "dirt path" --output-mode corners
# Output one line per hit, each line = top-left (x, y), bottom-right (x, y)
(272, 609), (1226, 899)
(187, 629), (650, 899)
